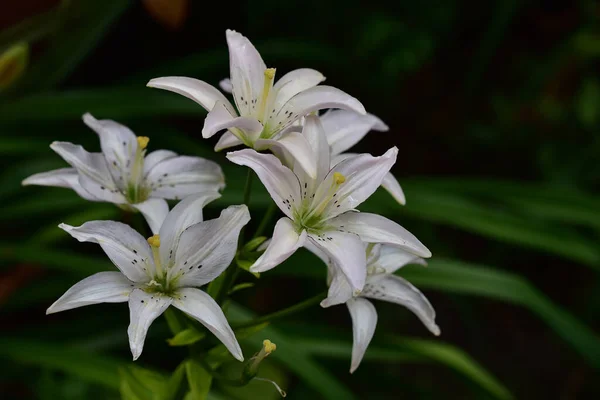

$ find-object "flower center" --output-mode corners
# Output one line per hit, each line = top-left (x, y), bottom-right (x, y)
(294, 172), (347, 233)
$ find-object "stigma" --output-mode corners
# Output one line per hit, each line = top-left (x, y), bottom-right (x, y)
(137, 136), (149, 149)
(147, 234), (160, 247)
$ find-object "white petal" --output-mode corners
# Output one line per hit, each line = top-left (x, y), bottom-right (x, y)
(314, 147), (397, 218)
(147, 77), (237, 115)
(227, 149), (301, 218)
(250, 217), (307, 273)
(362, 275), (440, 336)
(127, 289), (172, 360)
(320, 265), (354, 308)
(219, 78), (233, 93)
(255, 131), (317, 179)
(272, 68), (325, 111)
(174, 205), (250, 287)
(202, 101), (263, 140)
(131, 198), (169, 235)
(158, 192), (222, 267)
(272, 85), (366, 132)
(308, 230), (366, 291)
(143, 150), (177, 175)
(22, 168), (98, 201)
(144, 155), (225, 200)
(214, 131), (243, 151)
(173, 287), (243, 361)
(381, 173), (406, 205)
(374, 244), (426, 275)
(82, 113), (137, 190)
(347, 298), (378, 373)
(59, 221), (153, 282)
(330, 212), (431, 258)
(50, 142), (125, 203)
(320, 110), (388, 155)
(46, 272), (133, 314)
(301, 114), (331, 182)
(226, 29), (266, 116)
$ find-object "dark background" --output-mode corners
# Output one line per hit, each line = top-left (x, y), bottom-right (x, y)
(0, 1), (599, 399)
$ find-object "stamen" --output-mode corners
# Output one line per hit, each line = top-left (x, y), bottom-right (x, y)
(333, 172), (346, 185)
(258, 68), (276, 123)
(147, 234), (160, 247)
(147, 235), (163, 277)
(136, 136), (149, 149)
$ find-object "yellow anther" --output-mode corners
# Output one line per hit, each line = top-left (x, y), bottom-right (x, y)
(137, 136), (150, 149)
(333, 172), (346, 185)
(263, 339), (277, 354)
(264, 68), (276, 80)
(147, 234), (160, 247)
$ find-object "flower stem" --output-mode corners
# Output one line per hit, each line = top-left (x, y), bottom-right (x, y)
(232, 290), (327, 330)
(214, 169), (254, 305)
(253, 202), (277, 239)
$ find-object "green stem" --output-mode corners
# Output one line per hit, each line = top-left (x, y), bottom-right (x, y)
(233, 290), (327, 330)
(253, 203), (277, 239)
(197, 356), (250, 387)
(214, 170), (254, 305)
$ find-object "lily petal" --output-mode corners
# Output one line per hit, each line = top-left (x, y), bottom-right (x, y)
(46, 272), (133, 314)
(214, 131), (244, 151)
(22, 168), (98, 201)
(255, 131), (317, 179)
(374, 245), (426, 275)
(82, 113), (137, 190)
(308, 230), (366, 291)
(272, 85), (366, 132)
(127, 289), (172, 360)
(50, 142), (125, 203)
(330, 212), (431, 258)
(250, 217), (307, 273)
(143, 150), (177, 175)
(314, 147), (397, 218)
(159, 192), (222, 267)
(301, 114), (331, 183)
(145, 155), (225, 200)
(174, 205), (250, 287)
(347, 297), (378, 373)
(173, 287), (243, 361)
(320, 110), (388, 156)
(272, 68), (325, 111)
(362, 275), (440, 336)
(227, 149), (301, 218)
(131, 198), (169, 235)
(226, 29), (266, 116)
(147, 76), (237, 115)
(219, 78), (233, 93)
(320, 265), (354, 308)
(59, 221), (153, 283)
(202, 101), (263, 140)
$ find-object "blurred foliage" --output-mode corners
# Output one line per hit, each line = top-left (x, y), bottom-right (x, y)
(0, 0), (599, 399)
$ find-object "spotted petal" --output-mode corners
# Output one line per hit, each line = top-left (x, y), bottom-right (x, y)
(127, 289), (172, 360)
(250, 217), (307, 273)
(320, 110), (388, 156)
(22, 167), (98, 201)
(272, 68), (325, 111)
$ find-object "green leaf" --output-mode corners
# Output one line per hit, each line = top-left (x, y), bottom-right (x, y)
(185, 359), (213, 400)
(243, 237), (267, 252)
(227, 303), (356, 400)
(402, 259), (600, 369)
(163, 362), (187, 400)
(228, 282), (255, 295)
(0, 87), (201, 123)
(0, 338), (124, 390)
(167, 328), (206, 347)
(294, 337), (513, 400)
(120, 365), (166, 400)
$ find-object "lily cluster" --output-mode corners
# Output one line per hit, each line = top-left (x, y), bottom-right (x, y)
(23, 29), (439, 373)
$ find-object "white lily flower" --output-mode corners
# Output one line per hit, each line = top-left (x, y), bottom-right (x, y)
(46, 194), (250, 361)
(320, 109), (406, 205)
(319, 243), (440, 373)
(227, 115), (430, 293)
(147, 30), (365, 178)
(22, 113), (225, 233)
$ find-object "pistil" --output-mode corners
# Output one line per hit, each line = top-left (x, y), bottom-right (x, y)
(303, 172), (347, 223)
(128, 136), (149, 202)
(147, 234), (163, 278)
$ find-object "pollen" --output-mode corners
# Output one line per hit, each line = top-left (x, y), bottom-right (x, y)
(263, 339), (277, 354)
(264, 68), (276, 80)
(147, 234), (160, 247)
(137, 136), (150, 149)
(333, 172), (346, 185)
